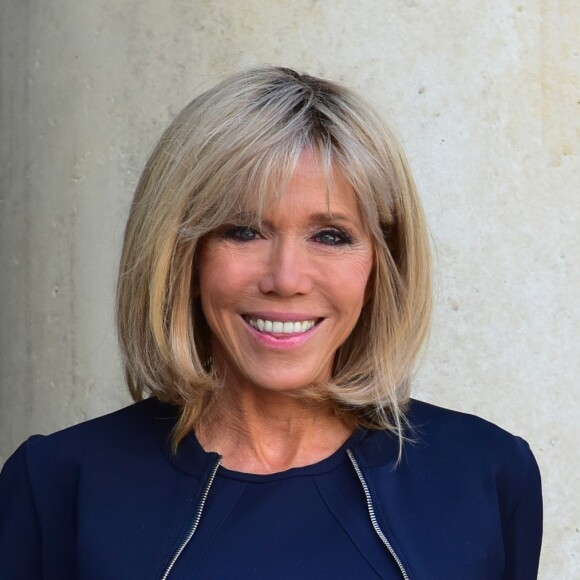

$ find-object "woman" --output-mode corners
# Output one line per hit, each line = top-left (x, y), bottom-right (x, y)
(0, 67), (542, 579)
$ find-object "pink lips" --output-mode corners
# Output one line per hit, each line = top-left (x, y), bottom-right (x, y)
(241, 315), (321, 350)
(244, 311), (320, 322)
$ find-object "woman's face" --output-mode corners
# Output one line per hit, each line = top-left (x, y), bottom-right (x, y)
(198, 151), (373, 395)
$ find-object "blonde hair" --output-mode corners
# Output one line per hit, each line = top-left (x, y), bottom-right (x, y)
(116, 67), (432, 448)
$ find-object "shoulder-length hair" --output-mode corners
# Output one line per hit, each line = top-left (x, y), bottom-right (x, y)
(116, 66), (432, 449)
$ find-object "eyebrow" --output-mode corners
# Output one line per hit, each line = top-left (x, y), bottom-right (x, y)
(307, 212), (357, 225)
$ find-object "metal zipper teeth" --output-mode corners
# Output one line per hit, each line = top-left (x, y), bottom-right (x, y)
(160, 456), (222, 580)
(347, 449), (410, 580)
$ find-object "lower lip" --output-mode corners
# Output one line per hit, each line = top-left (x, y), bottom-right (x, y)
(242, 318), (321, 350)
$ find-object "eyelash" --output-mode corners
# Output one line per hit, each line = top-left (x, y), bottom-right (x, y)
(312, 228), (353, 246)
(221, 226), (353, 246)
(222, 226), (259, 242)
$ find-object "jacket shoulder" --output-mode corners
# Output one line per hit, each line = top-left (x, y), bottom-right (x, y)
(406, 398), (532, 455)
(381, 400), (543, 578)
(13, 398), (178, 474)
(405, 399), (540, 502)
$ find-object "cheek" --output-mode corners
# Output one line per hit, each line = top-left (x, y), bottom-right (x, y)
(198, 246), (230, 319)
(329, 254), (374, 312)
(198, 246), (257, 310)
(349, 251), (374, 287)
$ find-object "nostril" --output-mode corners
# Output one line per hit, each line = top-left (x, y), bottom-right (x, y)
(260, 252), (313, 297)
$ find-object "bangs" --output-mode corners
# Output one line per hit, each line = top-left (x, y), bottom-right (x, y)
(180, 132), (346, 239)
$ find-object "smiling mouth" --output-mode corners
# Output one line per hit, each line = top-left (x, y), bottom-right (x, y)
(243, 316), (319, 334)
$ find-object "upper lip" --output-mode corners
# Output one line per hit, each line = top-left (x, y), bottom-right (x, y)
(243, 312), (321, 322)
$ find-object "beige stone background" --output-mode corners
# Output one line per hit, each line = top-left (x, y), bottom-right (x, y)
(1, 0), (578, 576)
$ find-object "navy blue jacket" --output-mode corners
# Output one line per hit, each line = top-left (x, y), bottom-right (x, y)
(0, 398), (542, 579)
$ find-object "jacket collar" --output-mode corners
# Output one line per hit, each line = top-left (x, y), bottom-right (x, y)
(350, 428), (400, 468)
(169, 430), (221, 477)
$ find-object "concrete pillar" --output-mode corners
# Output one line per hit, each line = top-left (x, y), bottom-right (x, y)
(1, 1), (578, 576)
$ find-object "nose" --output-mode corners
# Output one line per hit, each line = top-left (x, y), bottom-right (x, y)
(257, 238), (313, 297)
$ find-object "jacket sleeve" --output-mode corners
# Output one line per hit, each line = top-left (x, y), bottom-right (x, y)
(0, 440), (43, 579)
(502, 439), (543, 579)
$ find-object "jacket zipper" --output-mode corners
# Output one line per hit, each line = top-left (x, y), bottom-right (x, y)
(347, 449), (410, 580)
(160, 456), (222, 580)
(160, 452), (408, 579)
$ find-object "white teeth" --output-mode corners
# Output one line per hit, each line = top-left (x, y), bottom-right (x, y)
(246, 317), (317, 334)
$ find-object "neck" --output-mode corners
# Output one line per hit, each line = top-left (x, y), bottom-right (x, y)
(196, 383), (353, 474)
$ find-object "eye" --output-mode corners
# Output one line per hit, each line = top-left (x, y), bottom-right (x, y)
(222, 225), (261, 242)
(312, 228), (353, 246)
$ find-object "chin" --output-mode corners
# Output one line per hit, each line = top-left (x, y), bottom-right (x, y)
(241, 369), (328, 395)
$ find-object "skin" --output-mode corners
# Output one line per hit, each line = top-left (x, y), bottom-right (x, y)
(196, 151), (373, 474)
